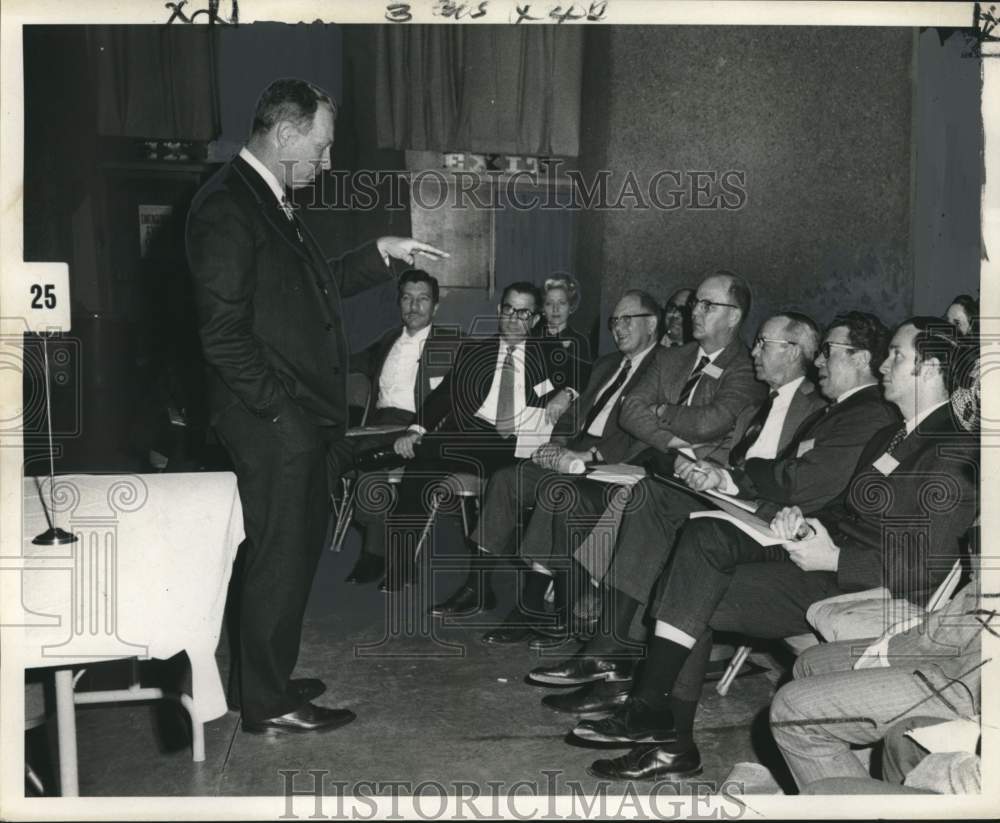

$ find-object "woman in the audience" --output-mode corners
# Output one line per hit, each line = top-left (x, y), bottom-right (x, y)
(945, 294), (978, 338)
(538, 274), (592, 421)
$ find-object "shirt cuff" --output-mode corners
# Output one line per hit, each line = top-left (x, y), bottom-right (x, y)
(720, 470), (739, 495)
(408, 424), (426, 436)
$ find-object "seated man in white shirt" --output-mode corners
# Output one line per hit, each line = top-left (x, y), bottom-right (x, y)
(337, 270), (461, 584)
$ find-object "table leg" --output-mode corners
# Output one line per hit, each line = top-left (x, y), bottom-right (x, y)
(54, 669), (79, 797)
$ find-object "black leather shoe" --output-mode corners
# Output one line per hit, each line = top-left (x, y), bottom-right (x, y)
(482, 609), (543, 644)
(588, 741), (702, 780)
(573, 697), (677, 744)
(541, 679), (631, 718)
(242, 702), (356, 735)
(528, 655), (634, 686)
(430, 585), (496, 618)
(291, 678), (326, 703)
(344, 551), (384, 585)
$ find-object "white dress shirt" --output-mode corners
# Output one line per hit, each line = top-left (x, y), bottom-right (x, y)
(744, 375), (806, 461)
(377, 325), (432, 413)
(836, 381), (877, 405)
(586, 343), (657, 437)
(476, 340), (527, 427)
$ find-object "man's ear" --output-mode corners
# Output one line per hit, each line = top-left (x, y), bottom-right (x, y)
(852, 349), (872, 375)
(431, 302), (440, 319)
(274, 119), (296, 148)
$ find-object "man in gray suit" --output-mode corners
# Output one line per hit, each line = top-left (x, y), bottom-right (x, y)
(439, 290), (662, 641)
(471, 271), (764, 641)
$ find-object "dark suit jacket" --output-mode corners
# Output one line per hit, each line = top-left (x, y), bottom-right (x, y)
(415, 335), (557, 435)
(186, 154), (393, 427)
(737, 384), (900, 519)
(550, 348), (658, 464)
(350, 324), (463, 424)
(619, 337), (767, 463)
(819, 404), (978, 607)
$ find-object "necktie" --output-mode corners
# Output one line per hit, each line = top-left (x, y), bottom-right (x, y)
(495, 346), (517, 438)
(280, 196), (305, 242)
(583, 358), (632, 433)
(677, 355), (711, 406)
(729, 389), (778, 467)
(884, 424), (908, 456)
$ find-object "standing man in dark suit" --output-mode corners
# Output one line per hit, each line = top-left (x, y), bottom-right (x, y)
(186, 78), (446, 735)
(534, 311), (897, 718)
(336, 270), (462, 584)
(579, 318), (977, 781)
(377, 282), (558, 591)
(437, 290), (662, 640)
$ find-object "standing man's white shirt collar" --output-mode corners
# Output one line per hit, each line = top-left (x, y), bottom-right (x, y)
(906, 399), (950, 435)
(836, 381), (877, 405)
(239, 147), (286, 206)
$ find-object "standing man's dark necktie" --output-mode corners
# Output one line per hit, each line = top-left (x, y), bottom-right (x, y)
(677, 355), (711, 406)
(495, 345), (517, 438)
(583, 358), (632, 432)
(729, 389), (779, 467)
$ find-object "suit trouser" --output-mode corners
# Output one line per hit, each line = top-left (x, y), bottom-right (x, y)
(770, 641), (977, 789)
(604, 479), (705, 605)
(471, 460), (550, 557)
(647, 518), (843, 702)
(215, 401), (339, 722)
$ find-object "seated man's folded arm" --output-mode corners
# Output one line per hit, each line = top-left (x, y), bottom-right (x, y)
(655, 366), (765, 445)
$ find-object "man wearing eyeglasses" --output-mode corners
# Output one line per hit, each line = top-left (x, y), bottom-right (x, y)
(531, 309), (899, 720)
(576, 316), (975, 782)
(373, 282), (559, 596)
(443, 291), (663, 634)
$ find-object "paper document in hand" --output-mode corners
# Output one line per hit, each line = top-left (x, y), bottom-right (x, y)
(689, 508), (784, 546)
(514, 406), (555, 458)
(703, 488), (759, 513)
(587, 464), (647, 486)
(346, 424), (410, 437)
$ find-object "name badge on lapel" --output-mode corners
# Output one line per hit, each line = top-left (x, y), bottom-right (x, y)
(533, 378), (555, 398)
(796, 438), (816, 458)
(872, 453), (900, 476)
(702, 363), (723, 380)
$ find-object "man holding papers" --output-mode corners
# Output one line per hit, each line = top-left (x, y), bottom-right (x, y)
(437, 291), (661, 638)
(531, 311), (896, 720)
(577, 317), (976, 782)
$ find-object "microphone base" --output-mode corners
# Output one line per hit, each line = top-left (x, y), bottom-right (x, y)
(33, 526), (78, 546)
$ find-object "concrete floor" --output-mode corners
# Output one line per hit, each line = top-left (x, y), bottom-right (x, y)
(25, 513), (794, 798)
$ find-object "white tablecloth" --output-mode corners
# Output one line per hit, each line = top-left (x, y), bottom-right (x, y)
(14, 472), (244, 721)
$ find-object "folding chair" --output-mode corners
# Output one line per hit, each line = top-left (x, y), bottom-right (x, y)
(412, 471), (483, 562)
(329, 373), (372, 552)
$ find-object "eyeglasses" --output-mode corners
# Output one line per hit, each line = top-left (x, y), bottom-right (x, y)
(607, 313), (656, 331)
(819, 341), (857, 359)
(500, 304), (537, 321)
(753, 336), (796, 350)
(692, 298), (739, 313)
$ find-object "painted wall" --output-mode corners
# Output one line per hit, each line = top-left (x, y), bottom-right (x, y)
(579, 27), (918, 353)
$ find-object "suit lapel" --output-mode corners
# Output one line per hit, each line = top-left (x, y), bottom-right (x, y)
(778, 382), (823, 454)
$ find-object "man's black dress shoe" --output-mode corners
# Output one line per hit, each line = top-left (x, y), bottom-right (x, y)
(242, 702), (356, 735)
(344, 551), (384, 585)
(588, 742), (702, 781)
(541, 679), (631, 718)
(430, 585), (496, 618)
(573, 697), (677, 744)
(527, 655), (634, 686)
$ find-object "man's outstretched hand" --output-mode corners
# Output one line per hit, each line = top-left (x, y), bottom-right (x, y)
(377, 237), (450, 266)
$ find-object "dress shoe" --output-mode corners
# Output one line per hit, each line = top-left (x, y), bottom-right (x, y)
(242, 702), (356, 735)
(573, 697), (677, 744)
(291, 678), (326, 703)
(527, 654), (634, 686)
(588, 741), (702, 780)
(481, 609), (544, 644)
(430, 585), (496, 618)
(344, 551), (384, 585)
(541, 679), (631, 719)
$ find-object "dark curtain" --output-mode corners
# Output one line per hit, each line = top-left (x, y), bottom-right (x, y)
(94, 25), (219, 139)
(375, 25), (583, 156)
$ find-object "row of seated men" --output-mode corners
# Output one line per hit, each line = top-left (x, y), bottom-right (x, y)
(334, 267), (982, 792)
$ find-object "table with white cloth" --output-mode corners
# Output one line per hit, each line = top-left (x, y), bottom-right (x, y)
(5, 472), (244, 796)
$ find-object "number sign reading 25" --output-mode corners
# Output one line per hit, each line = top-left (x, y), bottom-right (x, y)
(30, 284), (57, 310)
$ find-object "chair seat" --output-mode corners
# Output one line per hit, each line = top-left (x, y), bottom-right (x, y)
(440, 471), (482, 497)
(783, 633), (819, 655)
